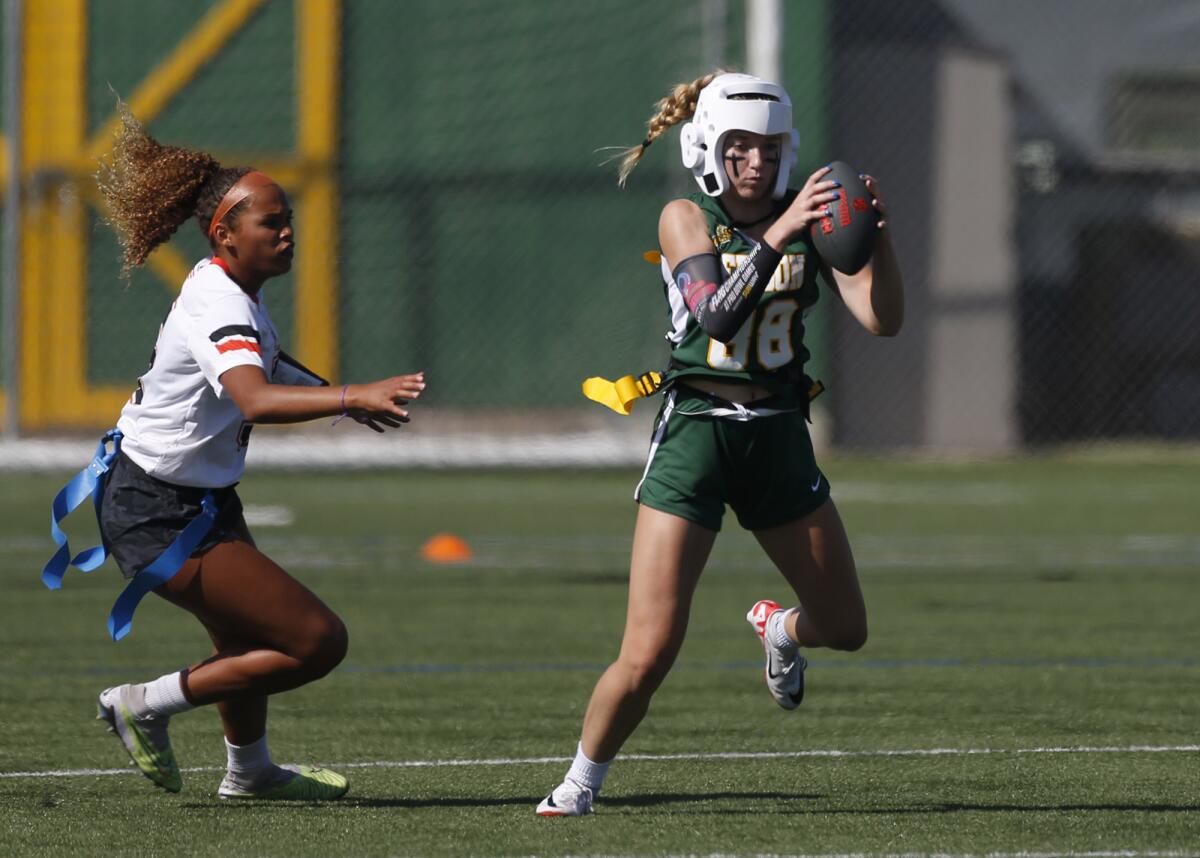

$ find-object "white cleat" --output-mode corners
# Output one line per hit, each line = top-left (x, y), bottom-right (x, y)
(96, 684), (182, 793)
(746, 599), (806, 710)
(217, 764), (349, 800)
(536, 778), (595, 817)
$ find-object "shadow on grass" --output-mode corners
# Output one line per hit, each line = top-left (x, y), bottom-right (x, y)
(180, 791), (823, 811)
(582, 799), (1200, 818)
(603, 791), (822, 808)
(808, 801), (1200, 815)
(180, 796), (1198, 815)
(567, 797), (1200, 816)
(181, 796), (536, 810)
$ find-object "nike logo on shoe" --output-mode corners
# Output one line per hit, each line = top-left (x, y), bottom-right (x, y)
(537, 786), (594, 817)
(811, 474), (822, 492)
(748, 603), (806, 711)
(769, 659), (803, 704)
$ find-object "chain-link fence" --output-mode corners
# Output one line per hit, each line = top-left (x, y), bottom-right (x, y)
(2, 0), (1198, 457)
(820, 0), (1200, 449)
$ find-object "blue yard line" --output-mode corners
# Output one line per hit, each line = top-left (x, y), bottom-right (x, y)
(8, 655), (1196, 678)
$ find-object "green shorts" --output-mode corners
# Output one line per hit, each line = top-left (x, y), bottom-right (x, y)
(634, 387), (831, 532)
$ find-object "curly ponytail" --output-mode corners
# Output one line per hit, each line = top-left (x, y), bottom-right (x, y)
(96, 104), (252, 273)
(615, 69), (727, 188)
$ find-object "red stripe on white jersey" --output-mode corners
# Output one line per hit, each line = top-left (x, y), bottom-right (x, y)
(215, 340), (262, 355)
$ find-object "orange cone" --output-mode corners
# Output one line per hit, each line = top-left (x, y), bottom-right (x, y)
(421, 532), (473, 564)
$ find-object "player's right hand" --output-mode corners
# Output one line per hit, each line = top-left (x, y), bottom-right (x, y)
(779, 166), (841, 234)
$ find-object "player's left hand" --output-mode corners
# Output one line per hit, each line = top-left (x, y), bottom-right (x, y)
(860, 174), (888, 229)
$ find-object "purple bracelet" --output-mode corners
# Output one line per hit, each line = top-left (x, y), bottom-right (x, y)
(331, 383), (350, 425)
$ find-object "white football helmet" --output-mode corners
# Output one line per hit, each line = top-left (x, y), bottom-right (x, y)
(679, 73), (799, 199)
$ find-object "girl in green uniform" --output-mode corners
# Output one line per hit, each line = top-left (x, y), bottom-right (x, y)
(537, 70), (904, 816)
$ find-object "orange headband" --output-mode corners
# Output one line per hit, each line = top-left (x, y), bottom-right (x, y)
(207, 171), (277, 237)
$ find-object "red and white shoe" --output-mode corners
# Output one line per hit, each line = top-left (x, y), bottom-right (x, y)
(746, 599), (806, 710)
(536, 778), (594, 817)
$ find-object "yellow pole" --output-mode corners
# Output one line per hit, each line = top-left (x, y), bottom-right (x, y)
(18, 0), (317, 428)
(21, 0), (87, 429)
(86, 0), (268, 162)
(294, 0), (340, 381)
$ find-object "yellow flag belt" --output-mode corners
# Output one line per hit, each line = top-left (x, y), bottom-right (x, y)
(583, 371), (824, 416)
(581, 371), (664, 416)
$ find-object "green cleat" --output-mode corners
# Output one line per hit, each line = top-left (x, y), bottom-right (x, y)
(96, 685), (183, 793)
(218, 765), (349, 801)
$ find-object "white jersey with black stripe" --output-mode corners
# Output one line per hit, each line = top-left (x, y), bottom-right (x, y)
(116, 257), (280, 488)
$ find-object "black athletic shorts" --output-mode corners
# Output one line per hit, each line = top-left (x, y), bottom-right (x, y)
(98, 452), (253, 580)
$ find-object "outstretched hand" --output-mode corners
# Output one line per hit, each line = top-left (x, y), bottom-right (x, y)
(345, 372), (425, 433)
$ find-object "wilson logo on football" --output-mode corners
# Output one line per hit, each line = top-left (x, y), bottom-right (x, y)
(837, 188), (853, 227)
(810, 160), (877, 275)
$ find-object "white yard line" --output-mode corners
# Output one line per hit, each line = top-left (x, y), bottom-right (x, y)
(3, 743), (1197, 780)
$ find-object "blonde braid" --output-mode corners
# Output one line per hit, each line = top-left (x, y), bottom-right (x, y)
(616, 69), (728, 188)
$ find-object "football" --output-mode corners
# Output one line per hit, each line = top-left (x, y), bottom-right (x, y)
(810, 160), (877, 275)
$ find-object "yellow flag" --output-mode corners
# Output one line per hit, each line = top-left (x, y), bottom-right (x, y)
(581, 371), (663, 415)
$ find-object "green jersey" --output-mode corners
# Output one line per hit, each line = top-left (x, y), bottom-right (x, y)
(661, 190), (822, 394)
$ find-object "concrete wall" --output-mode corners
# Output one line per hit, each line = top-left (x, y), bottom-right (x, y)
(830, 42), (1017, 451)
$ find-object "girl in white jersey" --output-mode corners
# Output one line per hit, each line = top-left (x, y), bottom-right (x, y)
(537, 71), (904, 816)
(89, 106), (425, 800)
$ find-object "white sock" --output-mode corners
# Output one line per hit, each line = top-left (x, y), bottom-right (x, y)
(140, 671), (195, 718)
(769, 609), (799, 653)
(565, 742), (611, 793)
(225, 734), (275, 785)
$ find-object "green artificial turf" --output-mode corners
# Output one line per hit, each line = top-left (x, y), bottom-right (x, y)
(1, 454), (1198, 856)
